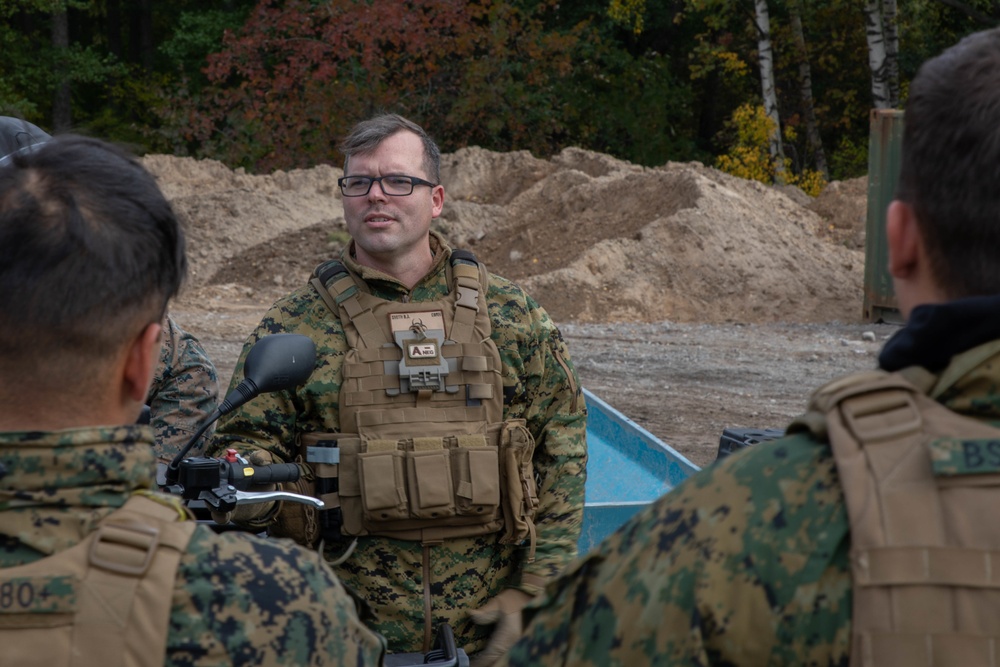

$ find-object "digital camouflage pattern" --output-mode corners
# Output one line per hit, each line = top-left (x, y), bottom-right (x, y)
(504, 340), (1000, 667)
(0, 425), (387, 666)
(148, 315), (220, 462)
(210, 232), (588, 653)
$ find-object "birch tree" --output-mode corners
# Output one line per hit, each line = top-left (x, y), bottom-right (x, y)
(753, 0), (784, 181)
(883, 0), (900, 108)
(863, 0), (892, 109)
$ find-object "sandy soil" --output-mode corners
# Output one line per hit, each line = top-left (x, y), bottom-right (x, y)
(150, 147), (887, 469)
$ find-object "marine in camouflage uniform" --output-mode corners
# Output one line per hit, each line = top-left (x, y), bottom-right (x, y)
(0, 425), (387, 666)
(148, 314), (220, 462)
(210, 230), (588, 654)
(505, 28), (1000, 667)
(0, 118), (220, 463)
(0, 134), (385, 666)
(506, 297), (1000, 666)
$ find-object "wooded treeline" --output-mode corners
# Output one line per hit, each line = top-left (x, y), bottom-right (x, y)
(0, 0), (994, 183)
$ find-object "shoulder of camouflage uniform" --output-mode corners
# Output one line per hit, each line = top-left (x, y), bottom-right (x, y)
(171, 525), (385, 664)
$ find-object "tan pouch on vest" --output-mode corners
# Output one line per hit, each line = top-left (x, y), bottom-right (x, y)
(297, 422), (538, 549)
(342, 431), (505, 538)
(499, 420), (540, 556)
(0, 495), (195, 667)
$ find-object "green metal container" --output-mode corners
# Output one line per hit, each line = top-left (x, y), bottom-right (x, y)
(863, 109), (905, 323)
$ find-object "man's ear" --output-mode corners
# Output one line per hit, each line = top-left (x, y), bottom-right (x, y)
(122, 321), (163, 404)
(886, 200), (921, 280)
(431, 184), (445, 219)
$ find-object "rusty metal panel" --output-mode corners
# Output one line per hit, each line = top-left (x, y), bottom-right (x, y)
(863, 109), (905, 323)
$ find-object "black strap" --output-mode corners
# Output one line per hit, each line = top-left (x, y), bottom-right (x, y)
(450, 248), (478, 267)
(314, 260), (349, 286)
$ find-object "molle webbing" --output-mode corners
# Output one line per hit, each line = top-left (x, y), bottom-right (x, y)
(815, 371), (1000, 667)
(0, 494), (196, 667)
(299, 252), (538, 551)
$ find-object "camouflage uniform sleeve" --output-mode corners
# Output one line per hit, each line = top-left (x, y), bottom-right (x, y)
(166, 526), (386, 666)
(503, 434), (853, 667)
(207, 287), (343, 465)
(490, 278), (588, 591)
(148, 315), (220, 462)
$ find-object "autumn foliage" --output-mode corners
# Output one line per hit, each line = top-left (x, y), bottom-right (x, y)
(181, 0), (581, 171)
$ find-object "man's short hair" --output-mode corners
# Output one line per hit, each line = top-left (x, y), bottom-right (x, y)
(339, 113), (441, 184)
(895, 27), (1000, 297)
(0, 135), (186, 375)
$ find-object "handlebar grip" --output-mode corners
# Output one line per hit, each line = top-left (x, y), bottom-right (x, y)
(247, 462), (301, 485)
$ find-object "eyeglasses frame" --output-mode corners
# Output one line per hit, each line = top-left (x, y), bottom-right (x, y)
(337, 174), (438, 197)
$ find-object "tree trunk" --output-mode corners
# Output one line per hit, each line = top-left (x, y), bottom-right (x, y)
(754, 0), (785, 182)
(789, 0), (828, 180)
(51, 6), (72, 131)
(106, 0), (123, 60)
(882, 0), (900, 107)
(138, 0), (154, 71)
(863, 0), (891, 109)
(128, 0), (155, 70)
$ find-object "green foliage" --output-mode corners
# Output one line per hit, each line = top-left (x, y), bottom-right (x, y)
(2, 0), (995, 185)
(607, 0), (646, 34)
(555, 38), (704, 165)
(0, 13), (125, 128)
(158, 9), (252, 86)
(827, 135), (869, 181)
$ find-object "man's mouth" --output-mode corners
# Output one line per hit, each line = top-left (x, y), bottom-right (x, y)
(364, 213), (395, 226)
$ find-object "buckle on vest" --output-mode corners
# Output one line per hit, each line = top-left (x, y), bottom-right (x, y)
(89, 521), (160, 576)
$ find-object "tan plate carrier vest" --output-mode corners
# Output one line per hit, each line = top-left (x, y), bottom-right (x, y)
(799, 369), (1000, 667)
(0, 494), (196, 667)
(273, 252), (539, 555)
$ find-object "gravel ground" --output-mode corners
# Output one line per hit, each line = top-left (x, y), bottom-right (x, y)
(560, 320), (899, 468)
(175, 289), (898, 470)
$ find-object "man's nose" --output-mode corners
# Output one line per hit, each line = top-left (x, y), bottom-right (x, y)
(367, 179), (389, 201)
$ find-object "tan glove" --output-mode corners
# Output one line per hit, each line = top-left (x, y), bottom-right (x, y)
(210, 449), (279, 526)
(468, 588), (534, 667)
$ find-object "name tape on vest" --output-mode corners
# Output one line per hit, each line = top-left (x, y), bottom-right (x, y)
(929, 438), (1000, 476)
(0, 575), (76, 614)
(389, 310), (445, 334)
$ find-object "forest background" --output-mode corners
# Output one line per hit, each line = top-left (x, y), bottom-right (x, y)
(1, 0), (994, 187)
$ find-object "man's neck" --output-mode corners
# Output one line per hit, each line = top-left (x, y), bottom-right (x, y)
(352, 242), (435, 290)
(0, 392), (138, 432)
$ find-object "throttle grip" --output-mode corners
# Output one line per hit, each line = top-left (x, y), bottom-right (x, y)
(247, 462), (301, 485)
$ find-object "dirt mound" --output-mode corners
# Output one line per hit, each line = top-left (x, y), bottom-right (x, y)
(144, 147), (867, 325)
(141, 154), (344, 290)
(806, 176), (868, 249)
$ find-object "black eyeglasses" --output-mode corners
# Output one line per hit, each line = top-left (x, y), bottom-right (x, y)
(338, 174), (437, 197)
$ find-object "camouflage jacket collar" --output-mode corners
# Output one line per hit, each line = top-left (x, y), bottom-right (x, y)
(0, 425), (156, 557)
(342, 230), (454, 297)
(926, 340), (1000, 423)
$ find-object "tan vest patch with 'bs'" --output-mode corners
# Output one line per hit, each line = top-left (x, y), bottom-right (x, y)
(799, 370), (1000, 667)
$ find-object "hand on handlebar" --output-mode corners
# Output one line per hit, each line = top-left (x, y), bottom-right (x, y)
(210, 449), (280, 526)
